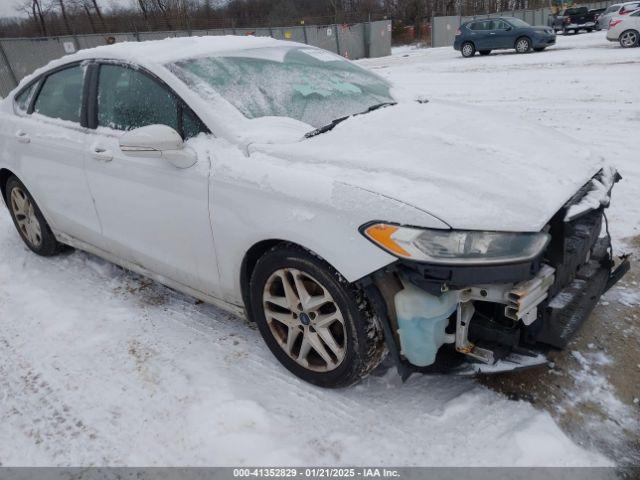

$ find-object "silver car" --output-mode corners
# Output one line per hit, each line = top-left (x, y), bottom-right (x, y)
(607, 9), (640, 46)
(598, 1), (640, 29)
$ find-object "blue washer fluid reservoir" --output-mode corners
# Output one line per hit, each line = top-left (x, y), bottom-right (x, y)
(394, 279), (459, 367)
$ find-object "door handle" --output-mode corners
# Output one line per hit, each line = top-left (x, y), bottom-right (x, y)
(91, 146), (113, 162)
(15, 130), (30, 144)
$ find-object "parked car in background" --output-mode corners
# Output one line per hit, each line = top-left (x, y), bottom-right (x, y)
(551, 7), (597, 34)
(607, 9), (640, 46)
(454, 17), (555, 57)
(597, 1), (640, 29)
(590, 8), (607, 29)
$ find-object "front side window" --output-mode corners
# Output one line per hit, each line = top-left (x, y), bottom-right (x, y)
(168, 46), (394, 129)
(33, 65), (84, 123)
(97, 64), (179, 132)
(507, 18), (530, 28)
(14, 81), (39, 113)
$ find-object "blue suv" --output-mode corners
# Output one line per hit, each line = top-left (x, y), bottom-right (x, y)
(454, 17), (556, 57)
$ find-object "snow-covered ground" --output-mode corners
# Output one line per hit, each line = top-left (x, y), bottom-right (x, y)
(0, 31), (637, 466)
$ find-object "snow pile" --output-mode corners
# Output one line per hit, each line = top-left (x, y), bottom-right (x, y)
(0, 210), (609, 466)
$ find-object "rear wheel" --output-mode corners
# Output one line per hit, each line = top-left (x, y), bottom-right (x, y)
(585, 28), (593, 32)
(619, 29), (639, 48)
(5, 176), (63, 256)
(479, 50), (491, 55)
(515, 37), (531, 53)
(249, 245), (385, 388)
(461, 42), (476, 58)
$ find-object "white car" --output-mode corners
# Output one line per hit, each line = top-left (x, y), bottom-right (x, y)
(597, 1), (640, 29)
(607, 9), (640, 46)
(0, 36), (628, 387)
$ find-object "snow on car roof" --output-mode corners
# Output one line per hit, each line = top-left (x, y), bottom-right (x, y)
(67, 35), (290, 64)
(8, 35), (295, 95)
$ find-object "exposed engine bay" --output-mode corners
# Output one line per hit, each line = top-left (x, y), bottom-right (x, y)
(362, 168), (630, 378)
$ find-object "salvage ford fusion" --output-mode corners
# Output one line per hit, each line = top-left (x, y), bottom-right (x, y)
(0, 36), (629, 387)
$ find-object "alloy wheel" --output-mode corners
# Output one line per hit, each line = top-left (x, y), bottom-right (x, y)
(262, 268), (347, 372)
(516, 38), (530, 53)
(10, 187), (42, 248)
(462, 43), (474, 57)
(620, 30), (638, 48)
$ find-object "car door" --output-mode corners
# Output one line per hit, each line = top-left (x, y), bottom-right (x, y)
(83, 62), (221, 297)
(471, 21), (494, 49)
(7, 64), (103, 246)
(493, 20), (516, 49)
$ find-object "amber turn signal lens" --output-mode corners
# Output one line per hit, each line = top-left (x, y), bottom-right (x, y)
(363, 224), (411, 258)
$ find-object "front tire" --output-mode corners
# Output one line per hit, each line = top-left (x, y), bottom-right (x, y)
(249, 245), (385, 388)
(461, 42), (476, 58)
(5, 176), (63, 256)
(619, 29), (639, 48)
(515, 36), (532, 53)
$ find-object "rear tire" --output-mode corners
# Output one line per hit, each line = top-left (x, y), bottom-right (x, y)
(461, 42), (476, 58)
(619, 29), (639, 48)
(249, 244), (385, 388)
(479, 50), (491, 55)
(5, 176), (63, 256)
(515, 37), (532, 53)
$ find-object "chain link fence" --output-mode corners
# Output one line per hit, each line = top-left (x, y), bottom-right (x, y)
(0, 20), (391, 98)
(431, 1), (616, 48)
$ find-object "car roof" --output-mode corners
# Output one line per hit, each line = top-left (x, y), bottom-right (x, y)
(58, 35), (291, 66)
(464, 16), (513, 24)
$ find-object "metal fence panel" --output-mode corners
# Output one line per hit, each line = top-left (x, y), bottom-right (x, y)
(337, 23), (365, 59)
(305, 25), (339, 53)
(366, 20), (392, 58)
(432, 16), (461, 49)
(0, 38), (66, 83)
(76, 33), (137, 49)
(0, 43), (17, 98)
(0, 21), (390, 98)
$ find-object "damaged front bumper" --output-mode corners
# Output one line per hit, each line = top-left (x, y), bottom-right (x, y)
(361, 168), (630, 379)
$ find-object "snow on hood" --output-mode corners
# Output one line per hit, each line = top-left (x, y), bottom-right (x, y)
(252, 100), (605, 232)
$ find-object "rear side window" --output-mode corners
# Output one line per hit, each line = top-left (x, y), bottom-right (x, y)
(33, 66), (85, 123)
(14, 81), (38, 113)
(621, 3), (640, 13)
(468, 22), (487, 31)
(97, 64), (179, 132)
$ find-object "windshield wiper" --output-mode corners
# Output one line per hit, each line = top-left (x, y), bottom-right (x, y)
(305, 102), (396, 139)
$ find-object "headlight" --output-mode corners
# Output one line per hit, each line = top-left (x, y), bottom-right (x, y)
(361, 223), (550, 266)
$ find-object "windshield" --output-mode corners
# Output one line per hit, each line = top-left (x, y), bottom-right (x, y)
(168, 46), (395, 129)
(506, 18), (530, 27)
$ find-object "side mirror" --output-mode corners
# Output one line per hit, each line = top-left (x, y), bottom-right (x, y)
(119, 124), (197, 169)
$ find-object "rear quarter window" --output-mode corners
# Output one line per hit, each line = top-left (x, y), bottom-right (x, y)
(14, 81), (39, 113)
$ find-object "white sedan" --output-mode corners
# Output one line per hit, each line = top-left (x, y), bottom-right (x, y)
(607, 9), (640, 46)
(0, 36), (628, 387)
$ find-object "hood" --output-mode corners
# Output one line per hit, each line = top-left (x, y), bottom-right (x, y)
(251, 101), (605, 232)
